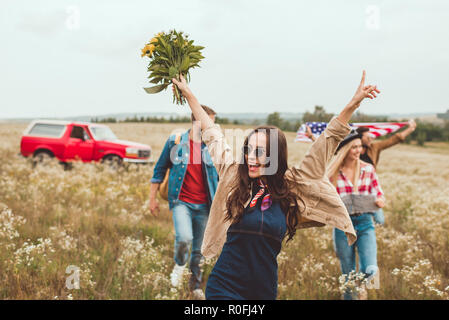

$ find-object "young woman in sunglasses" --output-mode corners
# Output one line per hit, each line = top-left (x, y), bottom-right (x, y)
(172, 71), (380, 300)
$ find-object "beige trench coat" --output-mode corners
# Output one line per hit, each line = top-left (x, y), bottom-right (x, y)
(200, 116), (357, 259)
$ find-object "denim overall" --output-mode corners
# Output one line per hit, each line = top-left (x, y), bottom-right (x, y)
(205, 201), (286, 300)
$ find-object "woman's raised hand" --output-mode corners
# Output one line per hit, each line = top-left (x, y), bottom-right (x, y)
(171, 74), (214, 130)
(305, 125), (316, 141)
(172, 74), (191, 98)
(337, 70), (381, 125)
(350, 70), (381, 108)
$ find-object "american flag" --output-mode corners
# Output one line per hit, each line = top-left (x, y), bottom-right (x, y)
(295, 121), (409, 142)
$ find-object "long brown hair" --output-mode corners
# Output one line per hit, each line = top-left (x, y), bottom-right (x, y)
(328, 138), (361, 190)
(225, 125), (303, 242)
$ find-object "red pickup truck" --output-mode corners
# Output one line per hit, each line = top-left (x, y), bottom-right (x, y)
(20, 120), (152, 165)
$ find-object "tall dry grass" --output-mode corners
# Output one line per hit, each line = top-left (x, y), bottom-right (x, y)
(0, 122), (448, 299)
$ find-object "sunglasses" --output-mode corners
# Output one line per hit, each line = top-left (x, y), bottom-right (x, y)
(243, 145), (266, 158)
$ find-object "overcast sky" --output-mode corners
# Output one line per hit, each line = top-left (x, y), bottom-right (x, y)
(1, 0), (448, 119)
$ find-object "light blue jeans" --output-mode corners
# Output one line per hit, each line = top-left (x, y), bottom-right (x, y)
(172, 200), (209, 290)
(333, 213), (378, 300)
(372, 208), (385, 225)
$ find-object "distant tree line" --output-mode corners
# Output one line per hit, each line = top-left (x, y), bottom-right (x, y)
(266, 106), (389, 133)
(406, 120), (449, 146)
(122, 115), (191, 123)
(266, 112), (302, 132)
(92, 117), (118, 123)
(91, 115), (239, 125)
(214, 116), (242, 125)
(91, 106), (449, 145)
(267, 105), (449, 146)
(301, 105), (389, 123)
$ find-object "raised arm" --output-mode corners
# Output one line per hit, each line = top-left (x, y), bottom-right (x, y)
(373, 119), (416, 151)
(172, 75), (213, 131)
(337, 70), (380, 125)
(305, 125), (316, 142)
(172, 75), (235, 176)
(397, 119), (417, 140)
(293, 71), (381, 180)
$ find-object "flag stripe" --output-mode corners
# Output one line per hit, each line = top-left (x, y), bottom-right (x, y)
(295, 121), (408, 142)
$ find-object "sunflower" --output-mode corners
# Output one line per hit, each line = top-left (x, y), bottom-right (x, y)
(141, 29), (205, 105)
(149, 32), (164, 44)
(140, 44), (155, 58)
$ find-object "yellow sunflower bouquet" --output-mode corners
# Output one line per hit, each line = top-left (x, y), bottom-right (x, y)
(141, 30), (205, 105)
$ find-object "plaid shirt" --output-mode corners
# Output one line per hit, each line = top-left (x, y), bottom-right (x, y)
(333, 161), (384, 200)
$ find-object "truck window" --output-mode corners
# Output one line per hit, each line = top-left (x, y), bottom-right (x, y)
(70, 126), (90, 140)
(28, 124), (66, 137)
(89, 126), (117, 141)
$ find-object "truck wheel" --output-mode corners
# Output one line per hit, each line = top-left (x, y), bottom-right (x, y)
(63, 162), (73, 171)
(103, 155), (122, 169)
(33, 150), (54, 167)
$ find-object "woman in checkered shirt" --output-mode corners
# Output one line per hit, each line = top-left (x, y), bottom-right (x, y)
(328, 131), (385, 300)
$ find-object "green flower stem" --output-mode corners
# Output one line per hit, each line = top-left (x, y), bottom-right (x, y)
(173, 84), (181, 105)
(173, 74), (186, 105)
(178, 73), (186, 105)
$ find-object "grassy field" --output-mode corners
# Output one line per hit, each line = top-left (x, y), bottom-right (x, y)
(0, 122), (448, 300)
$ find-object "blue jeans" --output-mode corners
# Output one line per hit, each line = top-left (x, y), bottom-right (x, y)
(172, 200), (209, 290)
(372, 208), (385, 225)
(333, 213), (378, 300)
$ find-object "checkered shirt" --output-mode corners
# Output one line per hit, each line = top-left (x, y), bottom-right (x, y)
(334, 161), (384, 200)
